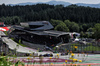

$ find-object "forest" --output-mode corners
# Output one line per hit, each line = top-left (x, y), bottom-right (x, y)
(0, 4), (100, 24)
(0, 4), (100, 39)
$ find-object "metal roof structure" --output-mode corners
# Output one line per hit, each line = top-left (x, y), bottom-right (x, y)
(12, 26), (69, 37)
(20, 21), (54, 30)
(11, 21), (70, 37)
(26, 30), (69, 37)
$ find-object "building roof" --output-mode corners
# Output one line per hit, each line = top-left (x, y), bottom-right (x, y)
(26, 30), (69, 37)
(20, 21), (54, 30)
(12, 25), (69, 37)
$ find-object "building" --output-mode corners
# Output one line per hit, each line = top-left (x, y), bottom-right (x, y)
(8, 21), (70, 48)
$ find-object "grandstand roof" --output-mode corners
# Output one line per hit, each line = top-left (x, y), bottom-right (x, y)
(26, 30), (69, 37)
(12, 26), (69, 37)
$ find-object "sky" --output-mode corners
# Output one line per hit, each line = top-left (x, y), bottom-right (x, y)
(0, 0), (100, 5)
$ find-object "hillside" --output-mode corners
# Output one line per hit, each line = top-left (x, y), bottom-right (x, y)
(8, 1), (100, 8)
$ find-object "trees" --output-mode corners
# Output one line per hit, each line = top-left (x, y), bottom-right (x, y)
(93, 23), (100, 40)
(0, 4), (100, 24)
(64, 20), (72, 28)
(80, 31), (85, 38)
(55, 22), (69, 32)
(87, 27), (93, 32)
(70, 22), (79, 32)
(50, 19), (69, 32)
(86, 27), (94, 38)
(64, 20), (79, 32)
(0, 16), (20, 25)
(50, 19), (63, 27)
(82, 24), (88, 32)
(11, 16), (20, 25)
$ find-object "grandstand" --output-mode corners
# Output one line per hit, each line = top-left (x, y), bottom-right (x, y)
(7, 21), (70, 48)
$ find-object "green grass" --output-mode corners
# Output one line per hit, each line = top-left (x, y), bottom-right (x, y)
(0, 56), (25, 66)
(17, 43), (27, 47)
(0, 56), (13, 66)
(84, 45), (100, 51)
(11, 38), (27, 47)
(11, 38), (14, 40)
(3, 31), (8, 35)
(86, 43), (92, 45)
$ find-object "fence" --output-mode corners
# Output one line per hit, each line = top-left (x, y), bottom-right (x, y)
(57, 42), (100, 53)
